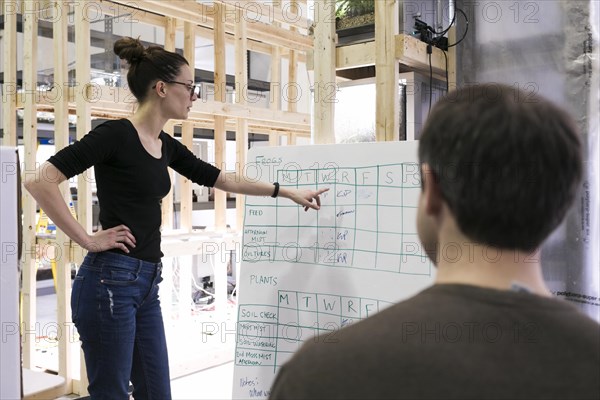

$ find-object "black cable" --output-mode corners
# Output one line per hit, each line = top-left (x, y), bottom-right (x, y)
(428, 47), (433, 114)
(430, 8), (457, 37)
(419, 7), (467, 112)
(443, 49), (449, 93)
(446, 8), (469, 48)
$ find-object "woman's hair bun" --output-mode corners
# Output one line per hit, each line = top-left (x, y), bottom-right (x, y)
(114, 37), (145, 64)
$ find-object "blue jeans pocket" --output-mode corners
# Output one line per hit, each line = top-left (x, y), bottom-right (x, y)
(71, 275), (85, 322)
(100, 264), (139, 285)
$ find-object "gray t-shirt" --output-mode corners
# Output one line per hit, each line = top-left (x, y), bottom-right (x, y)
(269, 284), (600, 399)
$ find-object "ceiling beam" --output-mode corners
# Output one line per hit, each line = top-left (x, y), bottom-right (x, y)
(107, 0), (313, 52)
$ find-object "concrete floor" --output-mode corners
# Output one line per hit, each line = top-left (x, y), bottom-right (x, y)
(33, 279), (236, 400)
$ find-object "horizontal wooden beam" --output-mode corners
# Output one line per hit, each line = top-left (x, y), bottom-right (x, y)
(395, 34), (446, 77)
(192, 100), (310, 127)
(189, 120), (310, 135)
(99, 0), (274, 55)
(94, 1), (306, 62)
(97, 0), (166, 28)
(327, 35), (447, 78)
(336, 41), (377, 70)
(215, 0), (309, 29)
(107, 0), (312, 51)
(30, 103), (310, 135)
(18, 86), (310, 133)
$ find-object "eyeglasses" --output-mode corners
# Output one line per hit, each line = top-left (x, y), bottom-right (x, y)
(153, 81), (201, 99)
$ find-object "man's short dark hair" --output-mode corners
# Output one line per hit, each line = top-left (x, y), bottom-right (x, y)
(418, 83), (582, 251)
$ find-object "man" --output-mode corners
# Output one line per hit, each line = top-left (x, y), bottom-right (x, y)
(269, 84), (600, 399)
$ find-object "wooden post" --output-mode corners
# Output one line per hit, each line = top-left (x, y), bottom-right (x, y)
(287, 0), (298, 114)
(53, 0), (73, 389)
(180, 121), (194, 232)
(234, 7), (248, 232)
(165, 16), (176, 50)
(269, 132), (280, 147)
(447, 27), (457, 91)
(2, 0), (17, 147)
(270, 44), (281, 112)
(214, 2), (228, 231)
(161, 17), (177, 231)
(74, 4), (92, 262)
(288, 132), (297, 145)
(375, 0), (399, 141)
(74, 1), (92, 393)
(180, 22), (195, 232)
(311, 0), (336, 144)
(270, 41), (282, 147)
(21, 0), (39, 371)
(178, 16), (196, 323)
(286, 0), (301, 144)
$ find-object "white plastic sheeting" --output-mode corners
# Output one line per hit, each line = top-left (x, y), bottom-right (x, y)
(456, 0), (599, 320)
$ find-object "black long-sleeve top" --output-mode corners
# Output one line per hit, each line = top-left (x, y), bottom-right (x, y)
(49, 119), (221, 262)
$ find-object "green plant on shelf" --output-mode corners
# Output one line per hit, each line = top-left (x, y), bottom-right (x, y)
(336, 0), (375, 19)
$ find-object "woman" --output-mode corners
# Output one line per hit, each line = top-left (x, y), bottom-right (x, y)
(24, 37), (327, 399)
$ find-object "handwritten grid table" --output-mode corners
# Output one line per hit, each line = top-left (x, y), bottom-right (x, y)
(235, 291), (393, 372)
(242, 163), (432, 276)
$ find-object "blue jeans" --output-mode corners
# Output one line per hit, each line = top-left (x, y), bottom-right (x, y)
(71, 252), (171, 399)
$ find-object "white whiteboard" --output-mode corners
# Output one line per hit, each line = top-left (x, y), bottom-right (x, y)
(0, 147), (21, 400)
(232, 141), (436, 399)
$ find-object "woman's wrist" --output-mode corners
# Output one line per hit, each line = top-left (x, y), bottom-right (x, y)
(275, 185), (289, 199)
(77, 233), (94, 252)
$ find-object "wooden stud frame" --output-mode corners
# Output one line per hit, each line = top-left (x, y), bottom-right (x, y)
(375, 0), (400, 142)
(53, 0), (73, 391)
(12, 0), (315, 394)
(214, 2), (228, 231)
(21, 0), (39, 374)
(74, 1), (92, 393)
(311, 0), (336, 144)
(235, 6), (248, 231)
(2, 1), (18, 147)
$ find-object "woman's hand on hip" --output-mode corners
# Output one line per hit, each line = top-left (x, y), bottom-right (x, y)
(83, 225), (136, 253)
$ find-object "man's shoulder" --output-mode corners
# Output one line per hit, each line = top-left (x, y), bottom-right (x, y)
(289, 289), (440, 357)
(291, 284), (600, 357)
(273, 285), (600, 399)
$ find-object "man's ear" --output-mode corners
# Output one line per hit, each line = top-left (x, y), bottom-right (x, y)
(421, 163), (443, 216)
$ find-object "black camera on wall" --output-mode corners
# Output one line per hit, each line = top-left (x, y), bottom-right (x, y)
(413, 17), (448, 51)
